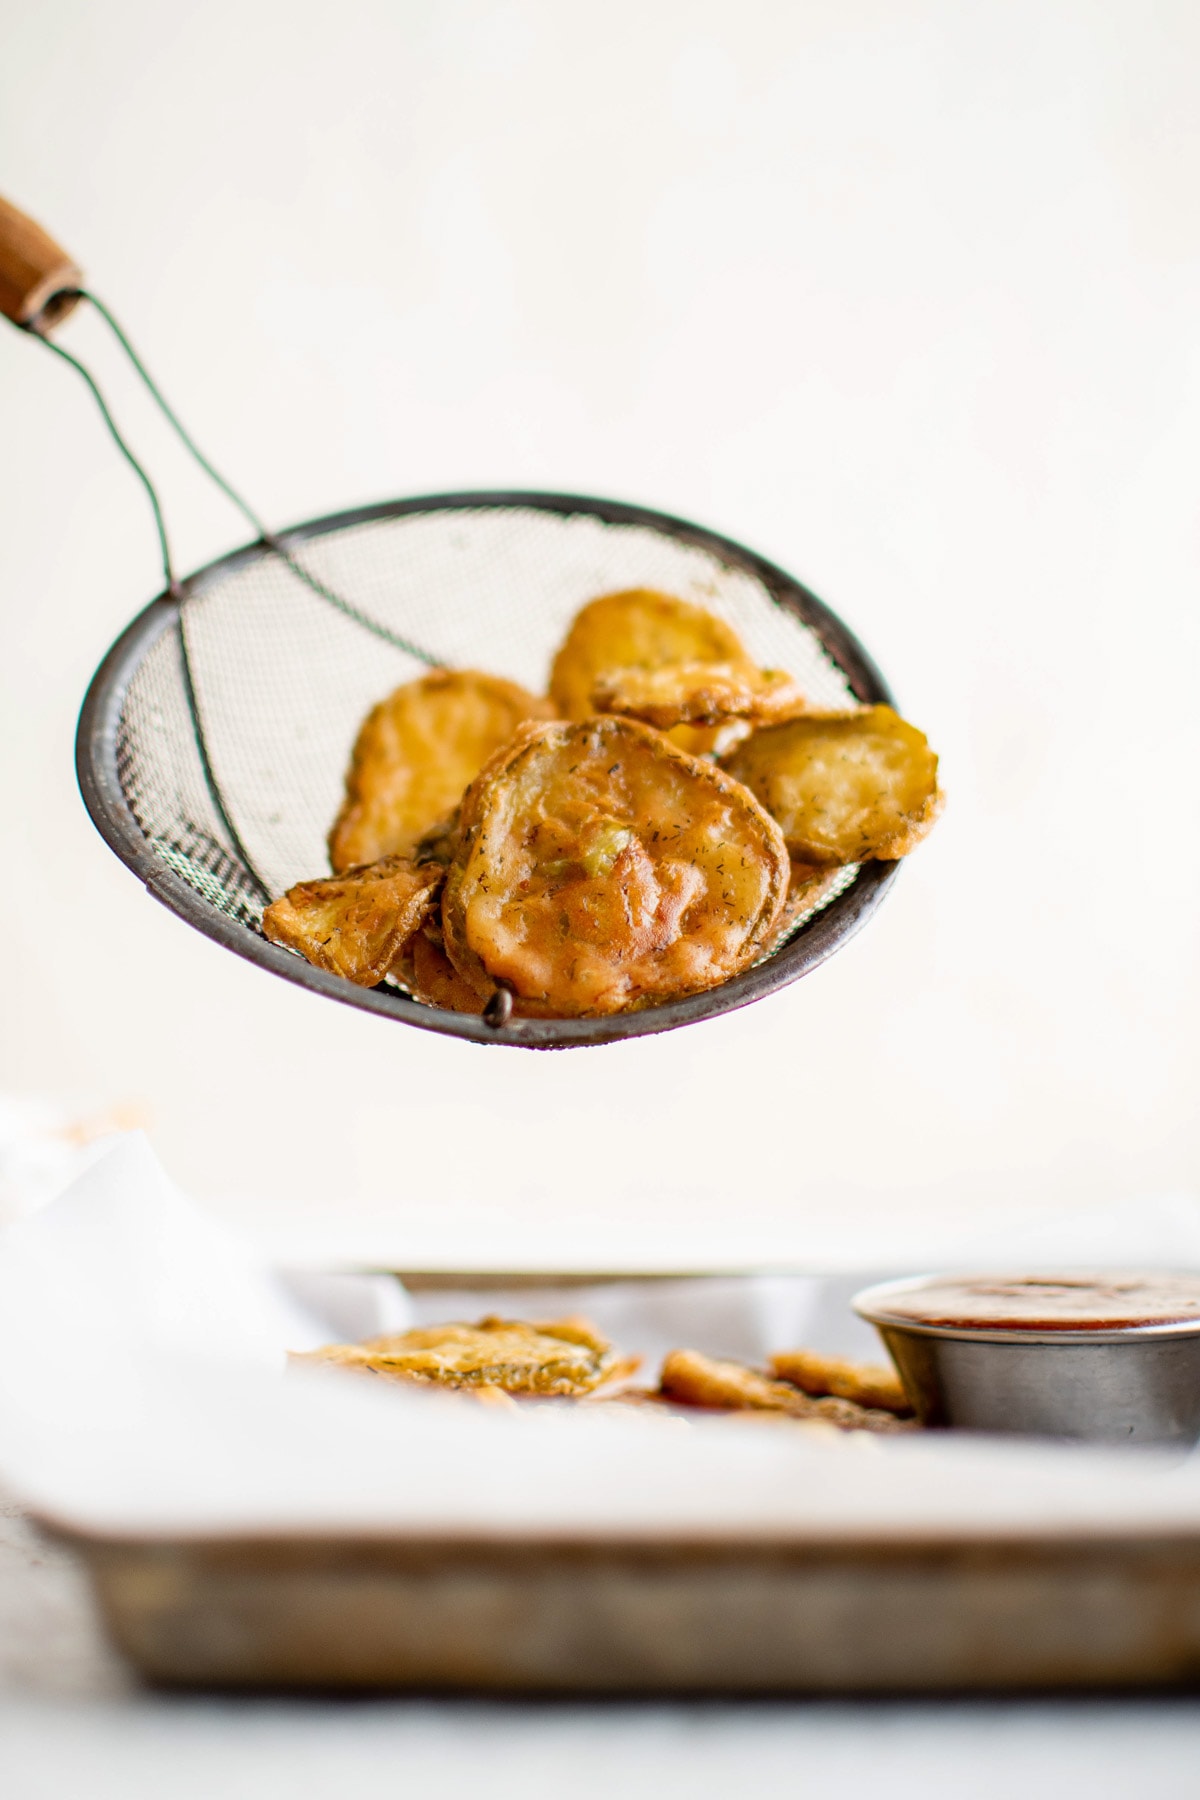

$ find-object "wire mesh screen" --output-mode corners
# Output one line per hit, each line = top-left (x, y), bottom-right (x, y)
(92, 495), (891, 1042)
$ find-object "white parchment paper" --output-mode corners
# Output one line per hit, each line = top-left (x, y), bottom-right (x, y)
(2, 1134), (1200, 1542)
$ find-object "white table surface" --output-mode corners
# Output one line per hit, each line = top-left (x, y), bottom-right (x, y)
(5, 1490), (1200, 1800)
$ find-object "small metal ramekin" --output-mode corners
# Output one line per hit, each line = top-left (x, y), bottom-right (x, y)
(853, 1274), (1200, 1445)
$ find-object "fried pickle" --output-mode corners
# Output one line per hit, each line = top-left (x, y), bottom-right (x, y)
(292, 1315), (635, 1397)
(769, 1348), (913, 1415)
(329, 670), (555, 873)
(592, 660), (808, 731)
(262, 854), (443, 987)
(548, 588), (751, 756)
(723, 704), (943, 865)
(440, 716), (790, 1017)
(659, 1349), (915, 1433)
(549, 590), (749, 719)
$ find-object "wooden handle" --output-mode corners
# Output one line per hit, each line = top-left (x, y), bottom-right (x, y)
(0, 194), (83, 328)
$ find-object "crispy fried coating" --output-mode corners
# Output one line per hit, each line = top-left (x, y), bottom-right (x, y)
(593, 661), (808, 731)
(329, 670), (555, 873)
(292, 1315), (632, 1397)
(411, 812), (463, 868)
(769, 1349), (913, 1415)
(440, 716), (790, 1017)
(391, 915), (486, 1014)
(262, 855), (443, 987)
(723, 705), (943, 865)
(676, 719), (755, 759)
(403, 925), (487, 1013)
(659, 1349), (915, 1433)
(549, 589), (749, 721)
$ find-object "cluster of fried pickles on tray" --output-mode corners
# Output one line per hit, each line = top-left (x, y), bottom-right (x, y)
(292, 1315), (917, 1434)
(262, 588), (943, 1019)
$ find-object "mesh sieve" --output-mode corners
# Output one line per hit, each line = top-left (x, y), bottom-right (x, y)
(77, 489), (900, 1048)
(0, 199), (901, 1050)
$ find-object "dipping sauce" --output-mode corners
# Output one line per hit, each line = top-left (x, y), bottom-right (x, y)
(853, 1271), (1200, 1441)
(860, 1272), (1200, 1334)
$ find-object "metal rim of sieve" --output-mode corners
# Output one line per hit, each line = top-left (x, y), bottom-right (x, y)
(76, 487), (902, 1050)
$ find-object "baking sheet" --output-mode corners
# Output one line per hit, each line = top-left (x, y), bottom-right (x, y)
(1, 1134), (1200, 1545)
(6, 1135), (1200, 1692)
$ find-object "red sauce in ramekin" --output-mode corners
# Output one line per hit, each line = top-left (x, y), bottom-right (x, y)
(864, 1273), (1200, 1333)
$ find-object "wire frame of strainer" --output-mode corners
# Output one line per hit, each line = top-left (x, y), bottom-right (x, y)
(77, 490), (900, 1047)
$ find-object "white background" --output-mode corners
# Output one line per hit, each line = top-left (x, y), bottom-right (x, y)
(2, 0), (1198, 1263)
